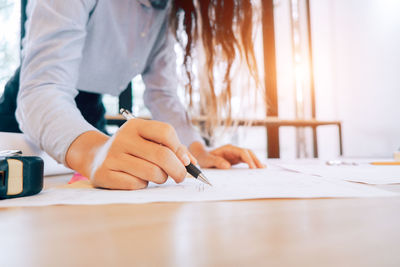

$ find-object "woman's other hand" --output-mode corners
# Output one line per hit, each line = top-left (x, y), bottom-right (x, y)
(189, 142), (266, 169)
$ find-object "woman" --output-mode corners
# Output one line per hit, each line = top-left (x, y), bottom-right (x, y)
(1, 0), (264, 190)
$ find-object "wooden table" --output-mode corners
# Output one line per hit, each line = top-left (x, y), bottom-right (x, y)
(1, 176), (400, 267)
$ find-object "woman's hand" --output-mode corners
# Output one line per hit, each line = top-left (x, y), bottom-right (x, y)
(189, 142), (266, 169)
(66, 119), (195, 190)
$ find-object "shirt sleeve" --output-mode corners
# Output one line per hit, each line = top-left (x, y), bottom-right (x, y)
(16, 0), (98, 164)
(141, 18), (204, 147)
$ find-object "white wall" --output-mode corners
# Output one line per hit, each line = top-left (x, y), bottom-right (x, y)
(312, 0), (400, 158)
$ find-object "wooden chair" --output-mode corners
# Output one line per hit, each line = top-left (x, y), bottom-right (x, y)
(261, 0), (342, 158)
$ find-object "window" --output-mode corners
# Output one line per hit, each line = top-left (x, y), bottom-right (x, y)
(0, 0), (20, 94)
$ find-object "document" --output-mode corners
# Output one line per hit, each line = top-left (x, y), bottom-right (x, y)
(0, 168), (396, 207)
(273, 160), (400, 184)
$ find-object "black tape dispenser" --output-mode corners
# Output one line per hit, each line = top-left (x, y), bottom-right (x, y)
(0, 150), (44, 199)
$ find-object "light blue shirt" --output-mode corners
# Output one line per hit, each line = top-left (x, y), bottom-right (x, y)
(16, 0), (203, 164)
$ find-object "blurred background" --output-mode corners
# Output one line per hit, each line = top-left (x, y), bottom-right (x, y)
(1, 0), (399, 159)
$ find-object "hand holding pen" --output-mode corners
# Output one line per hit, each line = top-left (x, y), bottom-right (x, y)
(67, 107), (211, 190)
(120, 109), (211, 186)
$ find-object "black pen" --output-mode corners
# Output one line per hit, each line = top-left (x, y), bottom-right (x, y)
(120, 108), (212, 186)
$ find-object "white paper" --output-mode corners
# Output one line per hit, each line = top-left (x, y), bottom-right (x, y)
(0, 168), (396, 207)
(0, 132), (73, 176)
(272, 160), (400, 184)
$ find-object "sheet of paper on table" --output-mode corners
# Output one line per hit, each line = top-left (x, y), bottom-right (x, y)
(0, 167), (396, 207)
(272, 160), (400, 185)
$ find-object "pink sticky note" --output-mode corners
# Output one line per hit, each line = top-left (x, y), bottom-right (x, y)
(68, 172), (89, 184)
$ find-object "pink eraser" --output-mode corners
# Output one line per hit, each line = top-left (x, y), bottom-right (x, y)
(68, 172), (89, 184)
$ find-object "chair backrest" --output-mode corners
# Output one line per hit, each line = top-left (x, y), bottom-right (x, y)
(261, 0), (319, 158)
(262, 0), (280, 158)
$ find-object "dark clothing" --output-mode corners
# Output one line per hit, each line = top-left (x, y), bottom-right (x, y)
(0, 69), (20, 133)
(0, 67), (107, 134)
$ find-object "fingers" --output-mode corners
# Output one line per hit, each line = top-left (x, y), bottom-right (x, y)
(110, 153), (169, 184)
(176, 145), (198, 165)
(92, 169), (148, 190)
(175, 145), (191, 166)
(211, 145), (266, 169)
(197, 152), (231, 169)
(125, 119), (190, 177)
(119, 119), (189, 183)
(134, 119), (181, 154)
(248, 150), (266, 168)
(124, 138), (187, 183)
(212, 156), (231, 169)
(188, 152), (198, 165)
(220, 145), (256, 169)
(237, 148), (267, 169)
(237, 148), (257, 169)
(90, 119), (192, 189)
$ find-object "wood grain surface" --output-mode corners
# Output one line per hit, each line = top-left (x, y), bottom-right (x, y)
(1, 189), (400, 267)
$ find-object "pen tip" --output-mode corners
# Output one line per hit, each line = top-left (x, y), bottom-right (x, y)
(198, 173), (213, 186)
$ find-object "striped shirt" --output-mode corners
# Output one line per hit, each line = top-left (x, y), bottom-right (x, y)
(16, 0), (203, 164)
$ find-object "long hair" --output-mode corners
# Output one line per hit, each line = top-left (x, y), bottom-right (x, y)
(170, 0), (260, 138)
